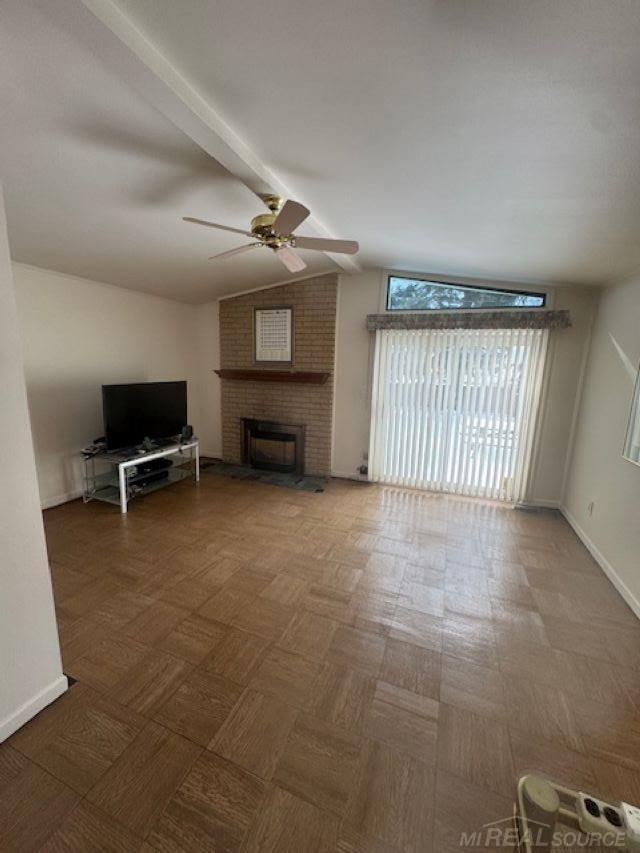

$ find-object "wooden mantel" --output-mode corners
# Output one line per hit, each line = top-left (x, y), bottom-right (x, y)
(214, 368), (329, 385)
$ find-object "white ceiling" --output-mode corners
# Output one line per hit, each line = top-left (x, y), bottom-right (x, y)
(3, 0), (640, 301)
(0, 0), (334, 303)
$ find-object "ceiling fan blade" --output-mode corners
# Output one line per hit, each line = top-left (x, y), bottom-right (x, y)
(274, 246), (307, 273)
(273, 200), (310, 235)
(183, 217), (253, 237)
(209, 243), (260, 261)
(293, 236), (359, 255)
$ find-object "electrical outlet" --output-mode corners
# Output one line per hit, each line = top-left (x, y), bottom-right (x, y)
(587, 501), (594, 516)
(576, 793), (623, 837)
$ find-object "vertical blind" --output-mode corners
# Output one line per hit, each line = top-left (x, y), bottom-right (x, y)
(369, 327), (548, 502)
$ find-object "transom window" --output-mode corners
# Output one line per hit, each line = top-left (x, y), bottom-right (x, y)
(387, 276), (546, 311)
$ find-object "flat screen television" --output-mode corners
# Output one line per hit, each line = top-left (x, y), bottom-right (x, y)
(102, 381), (187, 450)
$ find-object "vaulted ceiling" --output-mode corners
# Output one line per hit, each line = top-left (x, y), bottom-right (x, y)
(2, 0), (640, 302)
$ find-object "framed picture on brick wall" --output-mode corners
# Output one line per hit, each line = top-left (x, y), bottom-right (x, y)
(254, 307), (293, 363)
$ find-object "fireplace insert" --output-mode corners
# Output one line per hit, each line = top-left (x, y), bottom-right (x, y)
(242, 418), (305, 475)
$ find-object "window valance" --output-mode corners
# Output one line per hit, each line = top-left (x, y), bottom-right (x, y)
(366, 310), (571, 332)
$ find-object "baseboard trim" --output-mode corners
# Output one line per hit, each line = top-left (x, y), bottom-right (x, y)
(528, 498), (561, 509)
(0, 675), (68, 743)
(41, 489), (83, 510)
(560, 505), (640, 621)
(330, 470), (369, 482)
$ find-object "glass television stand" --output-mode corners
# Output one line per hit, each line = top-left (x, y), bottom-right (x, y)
(82, 439), (199, 514)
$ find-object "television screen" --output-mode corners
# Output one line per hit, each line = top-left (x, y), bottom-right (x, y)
(102, 381), (187, 450)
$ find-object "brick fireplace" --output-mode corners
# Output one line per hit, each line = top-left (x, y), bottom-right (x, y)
(219, 273), (338, 476)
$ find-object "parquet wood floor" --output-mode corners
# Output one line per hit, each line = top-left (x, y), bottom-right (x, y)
(3, 473), (640, 851)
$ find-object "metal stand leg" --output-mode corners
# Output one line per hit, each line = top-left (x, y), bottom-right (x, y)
(195, 443), (200, 483)
(119, 464), (127, 514)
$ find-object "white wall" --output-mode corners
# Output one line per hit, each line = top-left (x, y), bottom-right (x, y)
(332, 269), (596, 506)
(332, 271), (379, 477)
(0, 187), (66, 742)
(196, 300), (222, 458)
(529, 286), (596, 505)
(12, 263), (216, 508)
(563, 275), (640, 613)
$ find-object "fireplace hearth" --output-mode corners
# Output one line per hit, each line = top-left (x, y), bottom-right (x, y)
(242, 418), (305, 475)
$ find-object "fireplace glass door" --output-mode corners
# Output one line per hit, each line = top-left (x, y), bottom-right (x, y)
(250, 431), (296, 472)
(242, 419), (305, 475)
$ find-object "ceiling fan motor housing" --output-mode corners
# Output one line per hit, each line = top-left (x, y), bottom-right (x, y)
(251, 210), (289, 247)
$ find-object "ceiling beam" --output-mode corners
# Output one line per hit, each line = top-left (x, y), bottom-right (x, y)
(69, 0), (360, 273)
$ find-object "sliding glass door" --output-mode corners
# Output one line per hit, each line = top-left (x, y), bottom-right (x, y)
(368, 327), (548, 502)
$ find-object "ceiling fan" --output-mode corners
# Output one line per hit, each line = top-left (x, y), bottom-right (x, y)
(183, 195), (358, 273)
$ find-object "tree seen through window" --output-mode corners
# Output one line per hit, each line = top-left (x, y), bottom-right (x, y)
(387, 276), (545, 311)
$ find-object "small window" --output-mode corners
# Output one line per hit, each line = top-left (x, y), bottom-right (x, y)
(387, 276), (546, 311)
